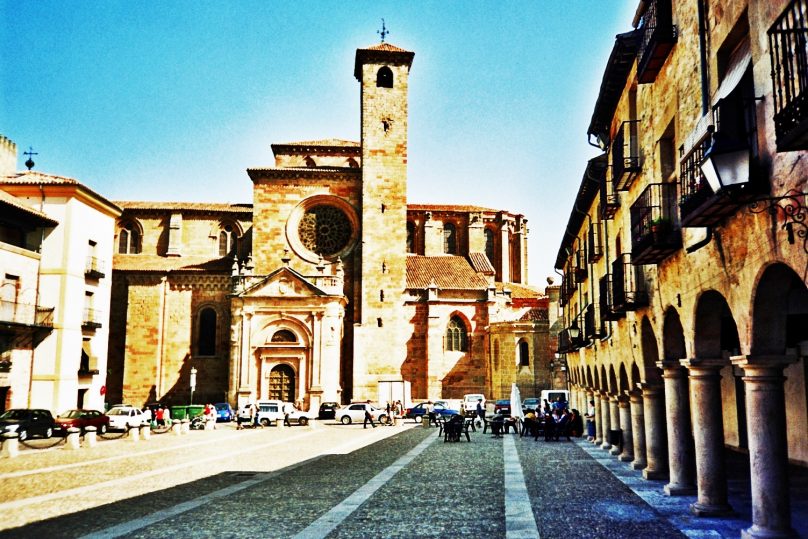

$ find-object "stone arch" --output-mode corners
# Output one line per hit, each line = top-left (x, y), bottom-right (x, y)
(641, 316), (663, 384)
(630, 362), (641, 388)
(116, 218), (143, 254)
(586, 365), (593, 387)
(694, 290), (740, 358)
(593, 366), (600, 390)
(517, 339), (530, 366)
(608, 365), (618, 394)
(600, 365), (608, 392)
(662, 308), (686, 361)
(256, 316), (312, 348)
(195, 304), (220, 357)
(618, 363), (630, 393)
(751, 262), (808, 355)
(376, 66), (393, 88)
(445, 313), (469, 352)
(267, 363), (296, 402)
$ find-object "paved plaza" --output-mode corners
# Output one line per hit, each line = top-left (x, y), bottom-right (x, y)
(0, 422), (805, 538)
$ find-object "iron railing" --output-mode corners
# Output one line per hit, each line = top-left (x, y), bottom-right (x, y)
(769, 0), (808, 151)
(612, 120), (642, 191)
(611, 253), (648, 311)
(630, 182), (682, 264)
(0, 300), (54, 327)
(637, 0), (677, 84)
(85, 256), (105, 279)
(82, 308), (103, 329)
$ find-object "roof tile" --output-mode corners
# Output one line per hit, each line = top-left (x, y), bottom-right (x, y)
(406, 255), (489, 289)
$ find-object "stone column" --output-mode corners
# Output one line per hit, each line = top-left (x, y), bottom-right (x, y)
(682, 358), (733, 517)
(641, 383), (667, 480)
(588, 390), (601, 444)
(618, 395), (634, 463)
(609, 395), (621, 456)
(731, 354), (798, 539)
(629, 389), (646, 470)
(659, 360), (696, 495)
(599, 392), (611, 450)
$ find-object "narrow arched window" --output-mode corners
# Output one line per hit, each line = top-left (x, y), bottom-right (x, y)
(376, 66), (393, 88)
(347, 157), (359, 168)
(446, 316), (467, 352)
(198, 307), (217, 356)
(305, 156), (316, 168)
(519, 341), (529, 367)
(406, 222), (415, 253)
(443, 223), (456, 254)
(118, 222), (141, 254)
(485, 228), (495, 263)
(219, 224), (235, 257)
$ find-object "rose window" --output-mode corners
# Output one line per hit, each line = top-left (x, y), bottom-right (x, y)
(298, 205), (352, 256)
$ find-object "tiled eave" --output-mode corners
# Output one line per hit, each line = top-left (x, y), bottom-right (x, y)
(247, 167), (362, 183)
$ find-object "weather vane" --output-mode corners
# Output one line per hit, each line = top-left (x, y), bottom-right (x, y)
(377, 19), (389, 43)
(23, 146), (37, 170)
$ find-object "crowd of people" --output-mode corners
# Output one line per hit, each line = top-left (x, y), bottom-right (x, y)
(518, 398), (583, 441)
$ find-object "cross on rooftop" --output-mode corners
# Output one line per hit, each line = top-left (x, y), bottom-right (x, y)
(377, 19), (389, 42)
(23, 146), (38, 170)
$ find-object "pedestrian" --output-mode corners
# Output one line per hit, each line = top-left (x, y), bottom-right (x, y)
(585, 400), (597, 441)
(142, 407), (152, 426)
(385, 402), (392, 426)
(163, 406), (171, 426)
(249, 402), (259, 428)
(363, 400), (376, 429)
(155, 406), (165, 427)
(283, 402), (292, 427)
(476, 398), (485, 428)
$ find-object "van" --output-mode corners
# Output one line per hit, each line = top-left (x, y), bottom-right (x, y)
(539, 390), (569, 410)
(461, 394), (486, 417)
(255, 399), (284, 426)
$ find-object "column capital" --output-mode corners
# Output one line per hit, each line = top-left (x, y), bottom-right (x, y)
(639, 382), (664, 396)
(680, 357), (725, 370)
(657, 359), (686, 372)
(628, 389), (643, 402)
(730, 353), (797, 370)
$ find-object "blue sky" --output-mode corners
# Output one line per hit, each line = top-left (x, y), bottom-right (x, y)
(1, 1), (637, 286)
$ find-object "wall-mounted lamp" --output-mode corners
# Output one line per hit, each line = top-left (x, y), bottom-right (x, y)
(700, 132), (750, 194)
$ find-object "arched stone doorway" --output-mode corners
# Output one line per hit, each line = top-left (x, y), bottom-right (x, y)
(268, 364), (295, 402)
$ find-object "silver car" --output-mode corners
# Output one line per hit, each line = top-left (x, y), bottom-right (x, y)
(105, 406), (144, 430)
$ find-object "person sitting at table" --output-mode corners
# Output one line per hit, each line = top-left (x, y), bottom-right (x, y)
(568, 409), (584, 438)
(490, 413), (505, 438)
(522, 410), (539, 437)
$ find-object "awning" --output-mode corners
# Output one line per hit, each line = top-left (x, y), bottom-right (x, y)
(712, 38), (752, 106)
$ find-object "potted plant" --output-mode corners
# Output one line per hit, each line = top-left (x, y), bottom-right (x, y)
(650, 217), (672, 242)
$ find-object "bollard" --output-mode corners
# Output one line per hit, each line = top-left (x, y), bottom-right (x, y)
(181, 419), (190, 434)
(422, 416), (431, 429)
(171, 419), (181, 435)
(1, 432), (19, 458)
(128, 425), (140, 442)
(84, 426), (97, 448)
(65, 427), (81, 450)
(140, 423), (151, 440)
(205, 419), (214, 431)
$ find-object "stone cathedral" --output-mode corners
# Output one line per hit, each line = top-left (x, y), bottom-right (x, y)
(106, 41), (558, 412)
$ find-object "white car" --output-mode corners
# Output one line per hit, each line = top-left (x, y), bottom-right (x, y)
(105, 406), (144, 430)
(335, 403), (387, 425)
(283, 406), (316, 426)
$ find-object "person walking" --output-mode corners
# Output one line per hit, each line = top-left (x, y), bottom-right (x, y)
(585, 400), (597, 441)
(363, 400), (376, 429)
(476, 398), (485, 428)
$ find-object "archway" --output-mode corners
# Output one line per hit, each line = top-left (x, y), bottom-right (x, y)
(268, 364), (295, 402)
(641, 316), (663, 384)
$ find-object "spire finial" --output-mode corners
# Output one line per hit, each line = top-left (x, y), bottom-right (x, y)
(23, 147), (38, 170)
(377, 19), (389, 43)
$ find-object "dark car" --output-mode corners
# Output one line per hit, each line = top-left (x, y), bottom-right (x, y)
(214, 403), (234, 422)
(522, 398), (540, 413)
(494, 399), (511, 416)
(404, 402), (460, 423)
(54, 409), (110, 435)
(318, 402), (339, 420)
(0, 408), (55, 441)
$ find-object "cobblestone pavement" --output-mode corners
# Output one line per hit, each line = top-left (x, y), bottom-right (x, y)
(0, 422), (804, 538)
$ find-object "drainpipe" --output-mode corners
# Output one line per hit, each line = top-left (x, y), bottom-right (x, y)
(689, 0), (715, 253)
(28, 182), (47, 408)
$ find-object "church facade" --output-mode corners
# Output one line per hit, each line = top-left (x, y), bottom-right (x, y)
(107, 42), (559, 411)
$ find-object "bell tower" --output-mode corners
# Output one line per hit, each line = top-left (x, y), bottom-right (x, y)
(352, 41), (414, 400)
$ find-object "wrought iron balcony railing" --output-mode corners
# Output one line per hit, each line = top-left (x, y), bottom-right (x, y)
(583, 303), (604, 341)
(637, 0), (677, 84)
(588, 222), (603, 263)
(612, 120), (642, 191)
(611, 253), (648, 311)
(600, 171), (620, 220)
(630, 182), (682, 264)
(82, 308), (103, 330)
(769, 0), (808, 151)
(0, 300), (54, 328)
(600, 274), (625, 321)
(85, 256), (105, 279)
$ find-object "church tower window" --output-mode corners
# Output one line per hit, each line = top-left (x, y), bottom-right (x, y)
(406, 222), (415, 253)
(443, 223), (457, 254)
(219, 224), (236, 257)
(519, 340), (529, 366)
(446, 315), (468, 352)
(198, 307), (217, 356)
(118, 221), (141, 254)
(376, 66), (393, 88)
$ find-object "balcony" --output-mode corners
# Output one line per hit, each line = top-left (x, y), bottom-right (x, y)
(611, 254), (648, 311)
(85, 256), (105, 280)
(583, 303), (604, 341)
(600, 274), (625, 321)
(636, 0), (677, 84)
(588, 223), (603, 263)
(600, 170), (620, 219)
(82, 308), (103, 330)
(612, 120), (641, 191)
(0, 300), (54, 328)
(630, 183), (682, 264)
(769, 0), (808, 151)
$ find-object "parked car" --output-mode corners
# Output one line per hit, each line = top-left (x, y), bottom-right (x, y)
(462, 393), (486, 417)
(283, 405), (316, 426)
(105, 406), (144, 430)
(0, 409), (55, 441)
(335, 403), (387, 425)
(54, 409), (110, 435)
(214, 403), (234, 422)
(255, 400), (284, 426)
(404, 402), (460, 423)
(318, 401), (339, 420)
(494, 399), (512, 416)
(522, 398), (540, 413)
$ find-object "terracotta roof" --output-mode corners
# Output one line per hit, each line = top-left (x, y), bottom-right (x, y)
(467, 252), (495, 274)
(362, 42), (412, 53)
(406, 255), (489, 289)
(1, 171), (121, 216)
(520, 307), (549, 322)
(272, 139), (359, 148)
(407, 203), (499, 213)
(495, 281), (543, 299)
(116, 201), (253, 213)
(113, 254), (234, 272)
(0, 189), (58, 225)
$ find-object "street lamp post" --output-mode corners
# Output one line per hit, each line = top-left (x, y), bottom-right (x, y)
(190, 366), (197, 405)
